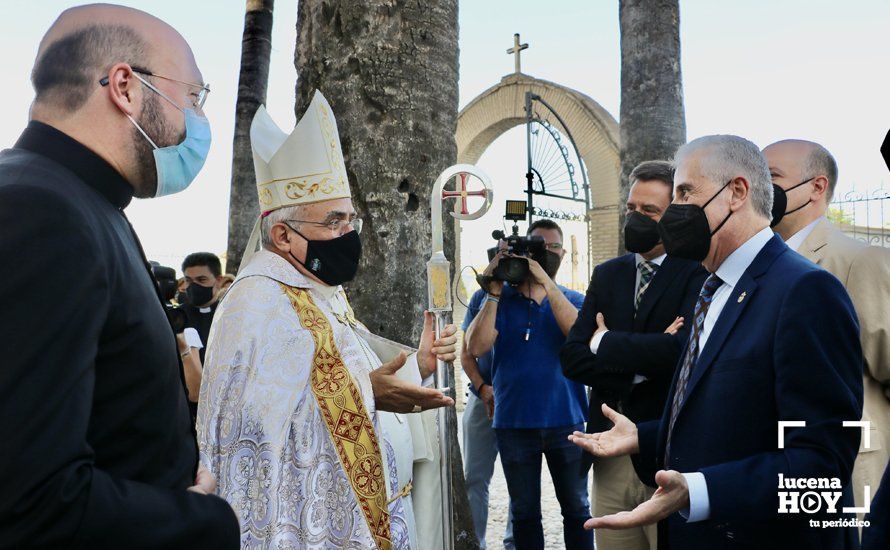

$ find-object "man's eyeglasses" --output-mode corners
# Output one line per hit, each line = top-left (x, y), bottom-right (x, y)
(100, 66), (210, 109)
(286, 218), (363, 234)
(544, 242), (563, 251)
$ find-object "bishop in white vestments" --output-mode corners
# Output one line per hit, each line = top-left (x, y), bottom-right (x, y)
(197, 91), (457, 550)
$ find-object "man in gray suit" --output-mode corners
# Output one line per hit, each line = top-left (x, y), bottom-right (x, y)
(765, 139), (890, 513)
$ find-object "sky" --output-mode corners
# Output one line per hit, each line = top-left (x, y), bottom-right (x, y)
(1, 0), (888, 282)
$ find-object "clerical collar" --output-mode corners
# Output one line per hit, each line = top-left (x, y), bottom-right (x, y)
(14, 121), (134, 210)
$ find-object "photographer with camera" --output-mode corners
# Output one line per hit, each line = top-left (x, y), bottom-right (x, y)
(465, 219), (592, 550)
(152, 262), (204, 418)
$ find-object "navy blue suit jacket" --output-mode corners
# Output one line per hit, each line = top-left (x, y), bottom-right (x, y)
(561, 254), (706, 474)
(634, 235), (864, 549)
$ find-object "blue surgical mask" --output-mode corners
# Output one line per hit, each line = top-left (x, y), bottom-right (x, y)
(127, 74), (212, 197)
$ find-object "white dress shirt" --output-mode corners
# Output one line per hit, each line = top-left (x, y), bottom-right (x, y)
(783, 216), (823, 252)
(681, 226), (775, 522)
(589, 253), (666, 384)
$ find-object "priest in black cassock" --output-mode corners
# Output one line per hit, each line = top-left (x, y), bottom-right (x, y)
(0, 4), (238, 548)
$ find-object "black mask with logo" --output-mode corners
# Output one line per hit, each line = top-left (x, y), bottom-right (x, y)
(186, 282), (214, 307)
(770, 177), (814, 228)
(286, 223), (362, 286)
(624, 211), (661, 253)
(657, 180), (733, 262)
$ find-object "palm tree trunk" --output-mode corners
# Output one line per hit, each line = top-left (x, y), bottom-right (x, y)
(225, 0), (275, 274)
(295, 1), (477, 547)
(618, 0), (686, 253)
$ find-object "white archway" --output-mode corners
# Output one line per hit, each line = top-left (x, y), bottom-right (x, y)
(455, 73), (622, 271)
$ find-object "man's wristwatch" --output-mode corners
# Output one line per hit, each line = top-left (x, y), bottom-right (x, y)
(476, 382), (490, 394)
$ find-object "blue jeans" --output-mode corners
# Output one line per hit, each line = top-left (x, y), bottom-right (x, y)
(495, 424), (593, 550)
(462, 393), (515, 549)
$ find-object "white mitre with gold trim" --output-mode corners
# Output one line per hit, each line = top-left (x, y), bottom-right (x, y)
(252, 90), (351, 210)
(240, 90), (352, 270)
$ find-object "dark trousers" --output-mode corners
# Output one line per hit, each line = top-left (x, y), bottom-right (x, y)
(495, 423), (594, 550)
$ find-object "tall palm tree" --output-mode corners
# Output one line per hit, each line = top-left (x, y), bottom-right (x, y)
(618, 0), (686, 253)
(225, 0), (275, 274)
(295, 1), (476, 547)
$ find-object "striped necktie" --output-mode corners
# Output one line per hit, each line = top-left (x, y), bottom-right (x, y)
(664, 273), (724, 463)
(635, 260), (658, 312)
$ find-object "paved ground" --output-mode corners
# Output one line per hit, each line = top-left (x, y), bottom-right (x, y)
(457, 410), (586, 549)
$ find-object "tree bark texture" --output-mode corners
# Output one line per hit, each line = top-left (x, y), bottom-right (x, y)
(296, 1), (476, 547)
(618, 0), (686, 254)
(226, 0), (275, 274)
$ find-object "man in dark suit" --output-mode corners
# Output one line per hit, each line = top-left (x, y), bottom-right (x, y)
(561, 160), (707, 550)
(569, 135), (863, 549)
(0, 5), (238, 548)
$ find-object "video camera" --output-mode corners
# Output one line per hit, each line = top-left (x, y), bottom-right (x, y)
(150, 262), (188, 334)
(481, 200), (547, 286)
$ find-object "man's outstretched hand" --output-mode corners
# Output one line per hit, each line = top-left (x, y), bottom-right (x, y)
(568, 403), (639, 457)
(371, 351), (455, 413)
(585, 470), (690, 530)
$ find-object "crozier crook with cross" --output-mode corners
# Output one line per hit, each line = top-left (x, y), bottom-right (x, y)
(427, 164), (493, 549)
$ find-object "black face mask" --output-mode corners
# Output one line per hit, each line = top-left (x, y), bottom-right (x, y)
(287, 224), (362, 286)
(186, 282), (214, 307)
(624, 211), (661, 253)
(543, 250), (562, 279)
(657, 180), (733, 262)
(770, 177), (814, 228)
(175, 290), (189, 305)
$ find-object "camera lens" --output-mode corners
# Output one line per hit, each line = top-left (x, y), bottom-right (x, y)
(495, 257), (529, 285)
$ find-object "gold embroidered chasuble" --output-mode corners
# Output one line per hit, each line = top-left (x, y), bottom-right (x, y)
(197, 250), (440, 549)
(283, 284), (391, 548)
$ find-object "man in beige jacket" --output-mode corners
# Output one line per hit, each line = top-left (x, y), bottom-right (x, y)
(764, 139), (890, 512)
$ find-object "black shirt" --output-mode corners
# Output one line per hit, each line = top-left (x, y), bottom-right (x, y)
(0, 122), (238, 548)
(184, 301), (217, 363)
